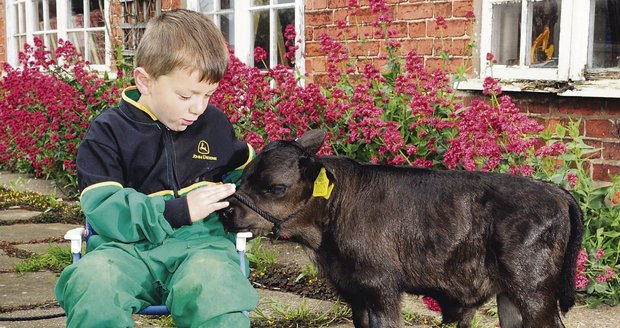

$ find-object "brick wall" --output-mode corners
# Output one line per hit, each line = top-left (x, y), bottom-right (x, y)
(1, 1), (619, 179)
(305, 0), (620, 181)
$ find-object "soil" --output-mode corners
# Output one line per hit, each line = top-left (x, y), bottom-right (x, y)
(250, 263), (340, 301)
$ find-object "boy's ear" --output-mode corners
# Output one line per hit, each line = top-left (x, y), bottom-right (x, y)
(134, 67), (151, 95)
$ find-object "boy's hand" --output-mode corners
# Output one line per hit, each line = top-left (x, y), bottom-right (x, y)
(186, 184), (236, 222)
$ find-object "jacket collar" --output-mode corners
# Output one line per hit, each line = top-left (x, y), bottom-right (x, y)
(121, 86), (159, 122)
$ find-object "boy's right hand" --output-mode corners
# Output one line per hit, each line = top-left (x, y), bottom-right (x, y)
(186, 184), (236, 222)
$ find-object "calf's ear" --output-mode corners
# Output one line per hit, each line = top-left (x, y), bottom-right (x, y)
(296, 130), (327, 154)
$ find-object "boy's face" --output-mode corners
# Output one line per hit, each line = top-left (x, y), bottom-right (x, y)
(137, 68), (219, 132)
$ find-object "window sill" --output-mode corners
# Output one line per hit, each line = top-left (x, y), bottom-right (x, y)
(455, 79), (620, 99)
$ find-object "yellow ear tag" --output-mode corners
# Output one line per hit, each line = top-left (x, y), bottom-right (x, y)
(312, 167), (334, 199)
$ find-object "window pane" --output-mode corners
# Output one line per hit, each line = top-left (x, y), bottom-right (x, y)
(68, 31), (85, 57)
(88, 31), (106, 65)
(491, 2), (521, 66)
(199, 0), (214, 12)
(18, 2), (26, 33)
(276, 8), (295, 66)
(253, 10), (270, 69)
(221, 0), (233, 9)
(34, 0), (44, 32)
(275, 0), (295, 4)
(590, 0), (620, 68)
(91, 10), (105, 28)
(252, 0), (269, 6)
(221, 13), (234, 46)
(529, 0), (560, 67)
(18, 36), (27, 52)
(69, 0), (85, 28)
(46, 33), (58, 58)
(50, 0), (58, 29)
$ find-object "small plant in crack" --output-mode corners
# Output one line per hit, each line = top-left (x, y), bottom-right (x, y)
(246, 237), (278, 275)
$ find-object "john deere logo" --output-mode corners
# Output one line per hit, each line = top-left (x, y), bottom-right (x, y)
(198, 140), (210, 154)
(193, 140), (217, 160)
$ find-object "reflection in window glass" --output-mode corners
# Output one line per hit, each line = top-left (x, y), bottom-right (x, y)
(253, 10), (270, 69)
(90, 31), (106, 65)
(221, 13), (234, 46)
(252, 7), (295, 69)
(46, 33), (58, 57)
(69, 0), (85, 29)
(252, 0), (269, 5)
(491, 2), (520, 66)
(529, 0), (560, 68)
(276, 8), (295, 66)
(590, 0), (620, 68)
(35, 0), (44, 32)
(221, 0), (232, 9)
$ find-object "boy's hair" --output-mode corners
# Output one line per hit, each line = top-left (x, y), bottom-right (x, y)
(135, 9), (230, 83)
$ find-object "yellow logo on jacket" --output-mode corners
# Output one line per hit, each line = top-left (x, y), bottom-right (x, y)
(193, 140), (217, 160)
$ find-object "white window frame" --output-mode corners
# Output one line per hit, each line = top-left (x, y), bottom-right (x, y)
(470, 0), (620, 98)
(187, 0), (305, 73)
(5, 0), (112, 71)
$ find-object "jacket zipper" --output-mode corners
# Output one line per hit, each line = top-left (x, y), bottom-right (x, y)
(162, 126), (181, 198)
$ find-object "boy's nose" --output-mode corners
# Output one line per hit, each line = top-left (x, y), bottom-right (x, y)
(189, 100), (206, 115)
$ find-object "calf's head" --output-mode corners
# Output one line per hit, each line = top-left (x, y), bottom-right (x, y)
(221, 130), (331, 242)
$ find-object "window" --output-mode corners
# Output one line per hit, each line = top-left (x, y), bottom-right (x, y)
(479, 0), (620, 86)
(6, 0), (110, 69)
(188, 0), (304, 71)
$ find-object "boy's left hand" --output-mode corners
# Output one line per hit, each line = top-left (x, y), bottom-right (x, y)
(186, 184), (236, 222)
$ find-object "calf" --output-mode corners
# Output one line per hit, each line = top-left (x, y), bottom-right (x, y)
(221, 130), (584, 328)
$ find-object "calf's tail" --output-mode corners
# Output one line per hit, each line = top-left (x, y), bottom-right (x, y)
(558, 195), (584, 313)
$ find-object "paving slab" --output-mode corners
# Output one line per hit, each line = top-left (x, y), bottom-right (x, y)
(0, 272), (58, 309)
(0, 252), (20, 272)
(0, 210), (42, 224)
(0, 307), (66, 328)
(0, 223), (79, 243)
(0, 171), (65, 197)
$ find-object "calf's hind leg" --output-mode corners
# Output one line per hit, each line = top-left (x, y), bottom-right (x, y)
(497, 292), (522, 328)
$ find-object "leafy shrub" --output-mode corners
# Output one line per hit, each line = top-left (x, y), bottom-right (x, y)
(0, 38), (126, 194)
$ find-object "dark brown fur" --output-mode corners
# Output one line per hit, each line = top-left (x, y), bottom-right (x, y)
(221, 130), (584, 328)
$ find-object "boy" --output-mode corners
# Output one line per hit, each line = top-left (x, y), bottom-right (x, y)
(54, 9), (258, 328)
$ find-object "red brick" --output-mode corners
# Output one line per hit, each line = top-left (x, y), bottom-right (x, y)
(557, 99), (606, 116)
(586, 119), (620, 139)
(428, 20), (467, 38)
(433, 2), (452, 18)
(526, 101), (551, 115)
(387, 22), (409, 38)
(305, 42), (324, 57)
(396, 3), (433, 20)
(602, 141), (620, 161)
(583, 140), (603, 160)
(592, 163), (620, 182)
(349, 40), (381, 56)
(408, 21), (427, 37)
(306, 0), (329, 11)
(399, 39), (433, 56)
(453, 1), (474, 17)
(306, 12), (334, 26)
(328, 0), (349, 9)
(450, 38), (473, 57)
(603, 99), (620, 115)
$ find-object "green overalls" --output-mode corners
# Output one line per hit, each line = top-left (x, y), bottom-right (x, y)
(54, 87), (258, 327)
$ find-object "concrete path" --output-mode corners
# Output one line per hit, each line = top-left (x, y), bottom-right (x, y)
(0, 171), (618, 327)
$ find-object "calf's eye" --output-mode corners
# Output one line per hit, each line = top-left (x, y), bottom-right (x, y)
(265, 184), (286, 196)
